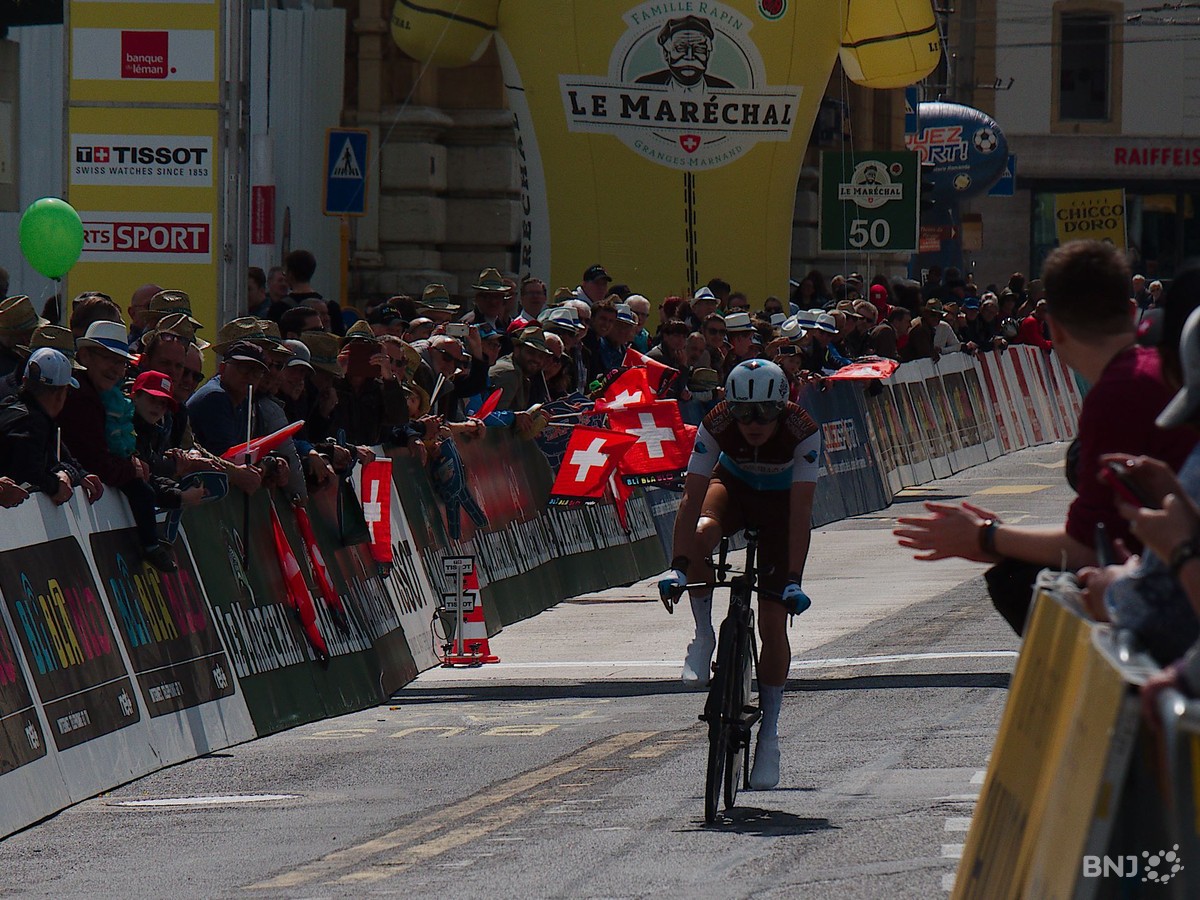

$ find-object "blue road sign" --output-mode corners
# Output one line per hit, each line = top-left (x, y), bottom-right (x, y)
(987, 154), (1016, 198)
(324, 129), (369, 216)
(904, 87), (920, 137)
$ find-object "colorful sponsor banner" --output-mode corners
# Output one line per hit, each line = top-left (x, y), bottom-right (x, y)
(71, 28), (216, 83)
(906, 102), (1008, 201)
(88, 528), (235, 718)
(1054, 188), (1127, 249)
(0, 607), (47, 773)
(393, 0), (938, 303)
(0, 537), (140, 751)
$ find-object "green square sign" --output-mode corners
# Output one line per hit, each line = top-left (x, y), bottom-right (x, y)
(820, 151), (919, 253)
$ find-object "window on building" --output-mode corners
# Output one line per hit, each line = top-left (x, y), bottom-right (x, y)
(1059, 14), (1110, 121)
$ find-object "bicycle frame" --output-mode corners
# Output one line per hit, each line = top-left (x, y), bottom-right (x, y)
(699, 530), (762, 824)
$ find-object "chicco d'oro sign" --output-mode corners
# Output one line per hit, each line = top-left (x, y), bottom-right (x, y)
(559, 2), (802, 171)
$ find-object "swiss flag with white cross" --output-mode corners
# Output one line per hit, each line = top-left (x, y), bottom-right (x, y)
(607, 401), (694, 487)
(549, 426), (638, 503)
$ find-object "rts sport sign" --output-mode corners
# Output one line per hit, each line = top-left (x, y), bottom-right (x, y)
(80, 211), (212, 264)
(820, 150), (918, 253)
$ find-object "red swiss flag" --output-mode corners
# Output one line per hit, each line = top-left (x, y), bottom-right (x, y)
(608, 401), (694, 487)
(594, 366), (653, 412)
(622, 347), (679, 395)
(549, 426), (638, 502)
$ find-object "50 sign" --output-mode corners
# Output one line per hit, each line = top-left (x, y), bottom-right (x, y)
(820, 151), (918, 254)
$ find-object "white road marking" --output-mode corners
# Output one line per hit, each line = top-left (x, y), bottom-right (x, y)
(112, 794), (300, 808)
(945, 817), (972, 832)
(477, 651), (1018, 671)
(943, 872), (957, 891)
(970, 770), (986, 785)
(942, 843), (964, 859)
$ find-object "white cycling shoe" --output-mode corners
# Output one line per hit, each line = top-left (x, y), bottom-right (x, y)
(749, 734), (780, 790)
(681, 632), (716, 688)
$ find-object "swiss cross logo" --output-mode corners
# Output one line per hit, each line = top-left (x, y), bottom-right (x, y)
(95, 147), (110, 163)
(680, 135), (702, 154)
(121, 31), (170, 79)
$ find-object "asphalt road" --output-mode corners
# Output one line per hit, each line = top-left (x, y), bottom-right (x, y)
(0, 443), (1075, 899)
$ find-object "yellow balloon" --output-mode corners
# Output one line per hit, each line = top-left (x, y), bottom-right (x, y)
(392, 0), (940, 302)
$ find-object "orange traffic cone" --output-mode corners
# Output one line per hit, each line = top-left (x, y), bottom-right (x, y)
(444, 570), (500, 666)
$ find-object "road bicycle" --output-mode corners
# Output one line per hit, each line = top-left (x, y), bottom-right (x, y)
(667, 530), (762, 824)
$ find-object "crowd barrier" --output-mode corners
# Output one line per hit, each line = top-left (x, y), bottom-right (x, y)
(0, 429), (662, 838)
(952, 580), (1200, 899)
(647, 345), (1079, 545)
(0, 345), (1077, 839)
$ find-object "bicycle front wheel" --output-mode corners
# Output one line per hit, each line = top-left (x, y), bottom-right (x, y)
(704, 618), (736, 824)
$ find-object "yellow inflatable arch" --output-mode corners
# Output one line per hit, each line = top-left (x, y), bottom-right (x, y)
(391, 0), (939, 302)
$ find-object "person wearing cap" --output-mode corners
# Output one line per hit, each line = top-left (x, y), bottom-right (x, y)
(540, 305), (590, 394)
(0, 325), (85, 401)
(960, 295), (997, 353)
(131, 371), (209, 511)
(419, 330), (490, 422)
(405, 317), (437, 344)
(489, 325), (553, 434)
(573, 264), (613, 307)
(0, 347), (103, 508)
(896, 241), (1197, 636)
(329, 322), (411, 449)
(602, 303), (638, 369)
(686, 287), (719, 333)
(187, 339), (269, 460)
(843, 302), (877, 358)
(367, 303), (409, 339)
(801, 312), (850, 373)
(0, 295), (50, 378)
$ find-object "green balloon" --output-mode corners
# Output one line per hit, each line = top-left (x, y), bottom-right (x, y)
(18, 198), (85, 280)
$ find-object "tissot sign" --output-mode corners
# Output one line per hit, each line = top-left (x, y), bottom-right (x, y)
(81, 212), (213, 264)
(559, 8), (804, 170)
(71, 134), (213, 187)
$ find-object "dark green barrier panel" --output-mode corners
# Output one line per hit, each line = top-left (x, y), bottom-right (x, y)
(181, 488), (414, 736)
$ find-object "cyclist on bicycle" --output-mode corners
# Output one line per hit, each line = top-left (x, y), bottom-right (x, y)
(659, 359), (820, 790)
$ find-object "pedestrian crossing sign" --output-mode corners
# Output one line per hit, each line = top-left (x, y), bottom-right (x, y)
(324, 128), (370, 216)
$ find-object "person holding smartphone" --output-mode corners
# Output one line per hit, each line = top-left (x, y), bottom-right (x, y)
(1078, 283), (1200, 663)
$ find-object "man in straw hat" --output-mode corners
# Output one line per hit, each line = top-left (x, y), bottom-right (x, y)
(0, 295), (49, 378)
(0, 324), (85, 400)
(416, 284), (461, 325)
(462, 267), (514, 334)
(489, 324), (554, 436)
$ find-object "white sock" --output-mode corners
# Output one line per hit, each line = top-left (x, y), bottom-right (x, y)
(759, 684), (784, 738)
(689, 590), (714, 642)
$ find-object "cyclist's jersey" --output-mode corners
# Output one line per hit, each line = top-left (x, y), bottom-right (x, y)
(686, 401), (821, 491)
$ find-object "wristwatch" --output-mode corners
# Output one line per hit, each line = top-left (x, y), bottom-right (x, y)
(978, 519), (1001, 557)
(1170, 535), (1200, 578)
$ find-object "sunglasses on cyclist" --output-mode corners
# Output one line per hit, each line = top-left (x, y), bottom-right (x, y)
(728, 401), (786, 424)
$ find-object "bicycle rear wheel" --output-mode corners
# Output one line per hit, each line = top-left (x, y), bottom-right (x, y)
(704, 618), (736, 824)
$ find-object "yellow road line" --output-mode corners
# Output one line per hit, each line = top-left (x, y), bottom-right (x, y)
(975, 485), (1051, 495)
(246, 730), (657, 891)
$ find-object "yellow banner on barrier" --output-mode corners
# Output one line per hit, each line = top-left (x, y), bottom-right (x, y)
(954, 589), (1132, 900)
(1054, 189), (1127, 249)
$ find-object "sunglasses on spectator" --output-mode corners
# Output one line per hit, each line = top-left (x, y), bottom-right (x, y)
(729, 400), (786, 425)
(155, 331), (185, 344)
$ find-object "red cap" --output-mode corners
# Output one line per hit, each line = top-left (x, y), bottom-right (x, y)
(133, 369), (178, 410)
(869, 284), (888, 301)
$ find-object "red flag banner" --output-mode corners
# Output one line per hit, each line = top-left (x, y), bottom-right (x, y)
(360, 459), (394, 566)
(222, 419), (305, 464)
(549, 426), (637, 504)
(824, 358), (900, 381)
(292, 504), (350, 634)
(622, 346), (679, 395)
(269, 504), (329, 660)
(608, 401), (694, 487)
(594, 366), (653, 412)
